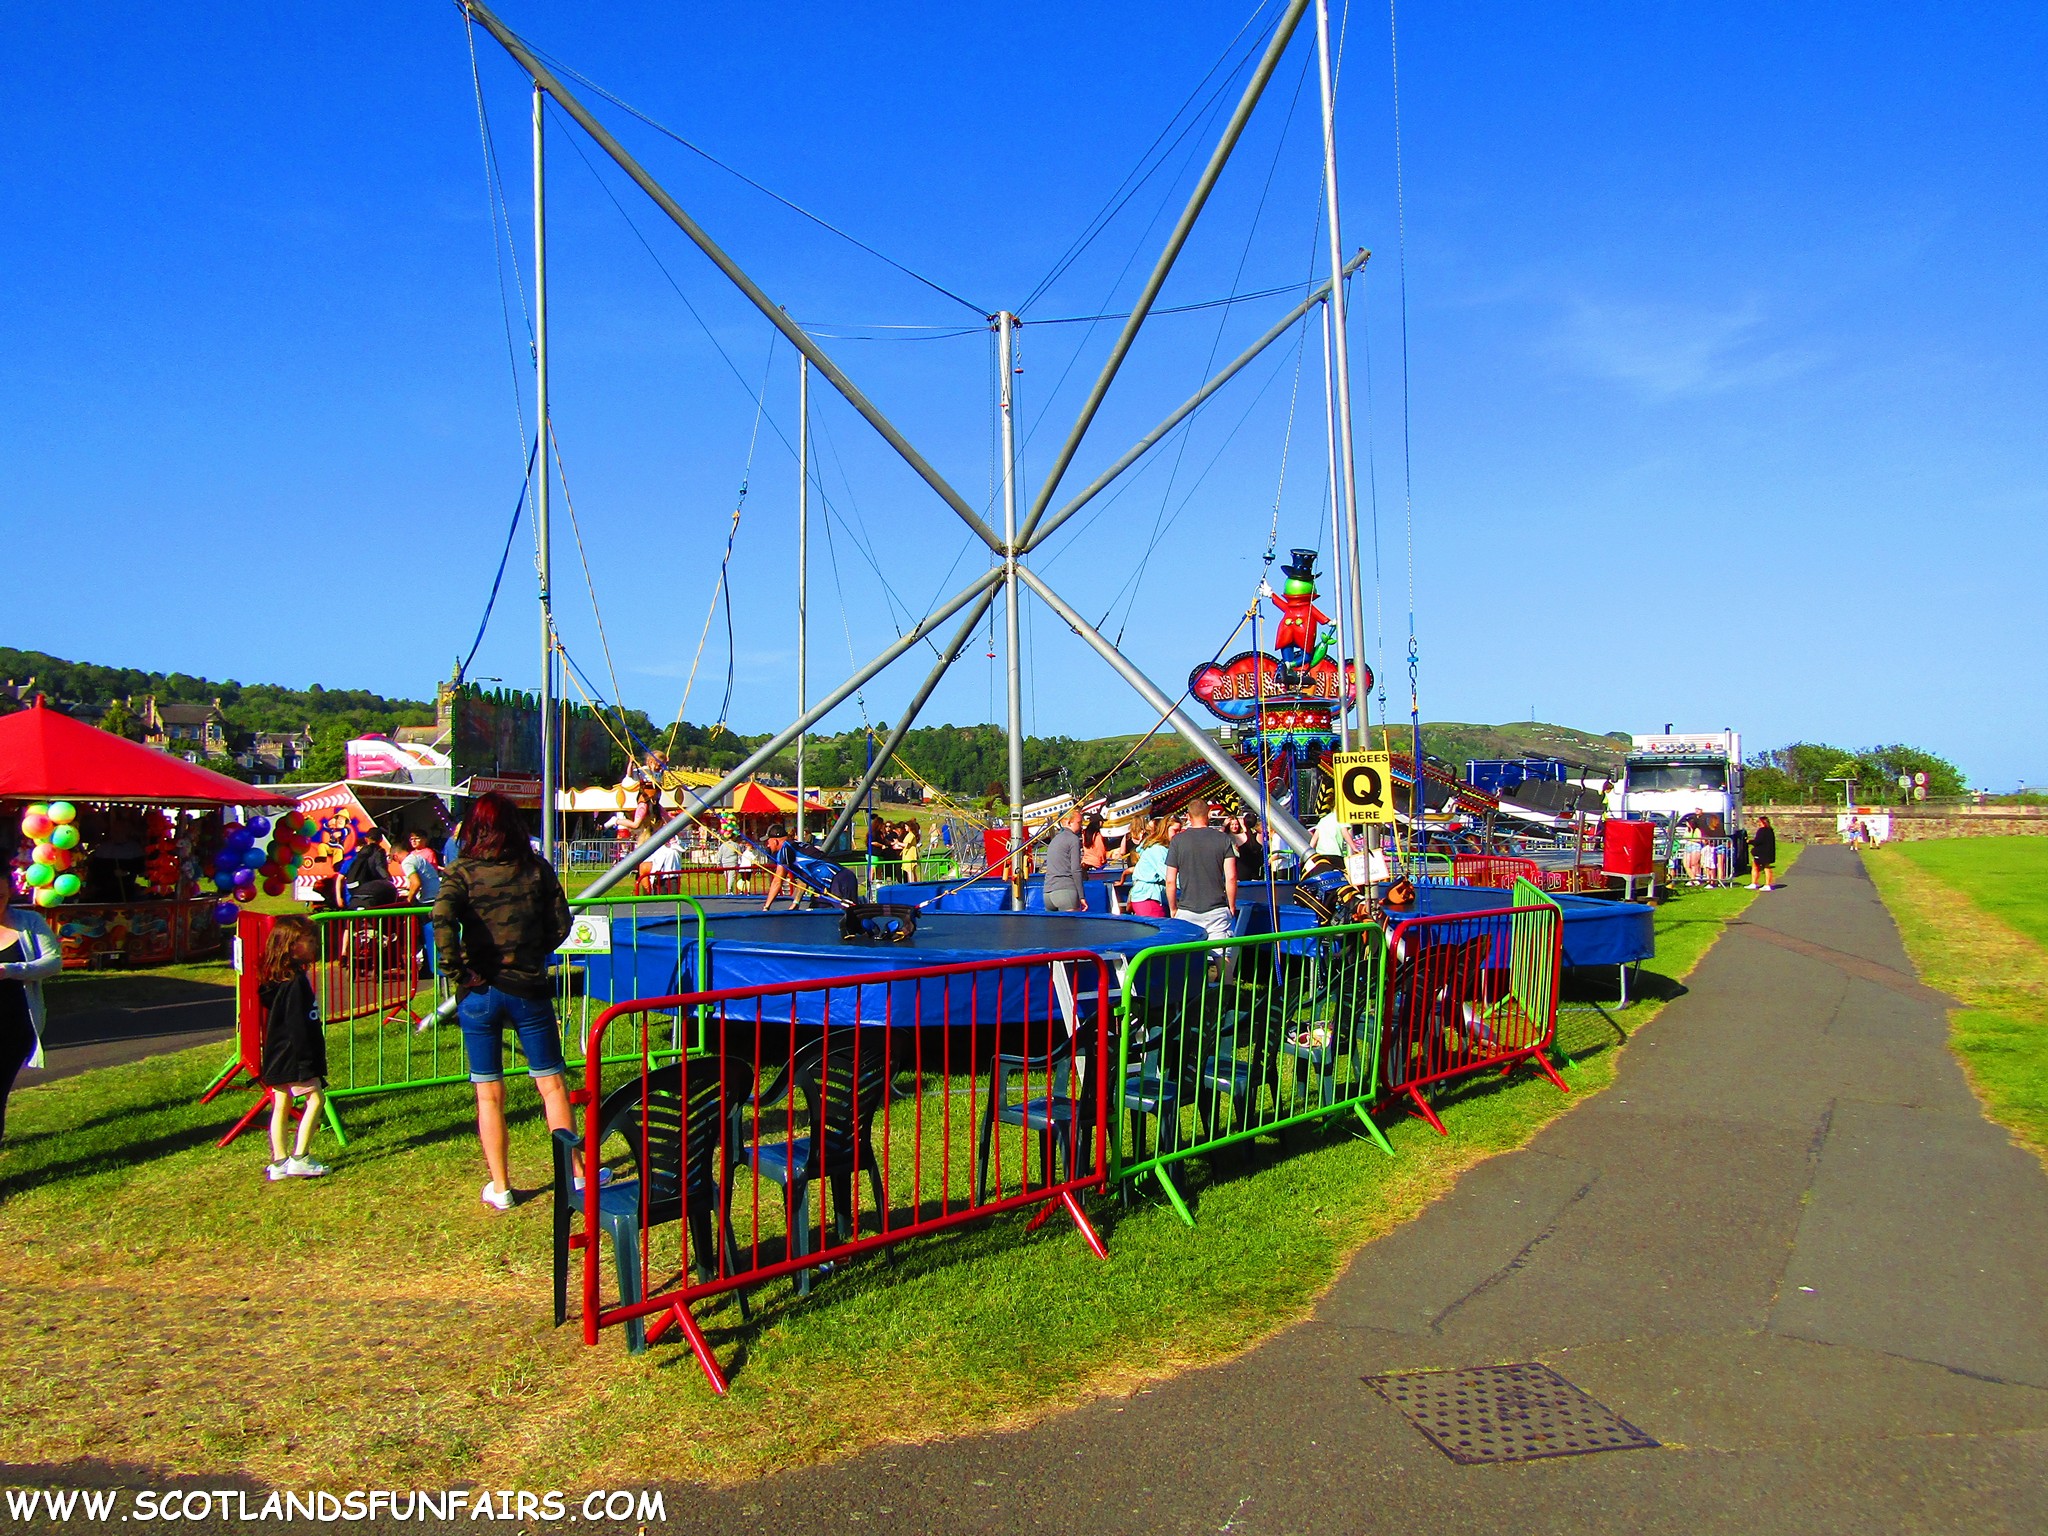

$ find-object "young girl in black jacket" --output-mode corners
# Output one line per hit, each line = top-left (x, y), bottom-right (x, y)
(259, 916), (331, 1180)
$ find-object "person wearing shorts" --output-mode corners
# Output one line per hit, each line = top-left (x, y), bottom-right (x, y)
(432, 792), (575, 1211)
(1165, 801), (1239, 946)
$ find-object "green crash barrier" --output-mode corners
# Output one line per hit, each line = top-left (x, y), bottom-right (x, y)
(1111, 920), (1391, 1226)
(221, 893), (711, 1143)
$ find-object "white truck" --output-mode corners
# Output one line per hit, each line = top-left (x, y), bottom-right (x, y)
(1611, 730), (1743, 836)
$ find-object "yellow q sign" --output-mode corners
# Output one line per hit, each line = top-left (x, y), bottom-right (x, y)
(1333, 750), (1395, 824)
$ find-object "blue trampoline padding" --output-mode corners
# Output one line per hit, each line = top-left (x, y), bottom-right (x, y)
(571, 909), (1204, 1028)
(1402, 884), (1654, 968)
(876, 874), (1118, 914)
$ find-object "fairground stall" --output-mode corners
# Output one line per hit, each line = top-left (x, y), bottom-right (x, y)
(0, 696), (293, 968)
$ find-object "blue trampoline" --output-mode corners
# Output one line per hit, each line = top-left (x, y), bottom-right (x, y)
(570, 908), (1204, 1029)
(875, 873), (1120, 913)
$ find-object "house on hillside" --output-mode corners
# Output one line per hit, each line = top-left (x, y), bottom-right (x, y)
(240, 728), (314, 782)
(142, 696), (230, 759)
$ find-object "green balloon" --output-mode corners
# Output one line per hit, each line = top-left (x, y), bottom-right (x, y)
(21, 862), (52, 887)
(50, 824), (81, 851)
(52, 871), (83, 898)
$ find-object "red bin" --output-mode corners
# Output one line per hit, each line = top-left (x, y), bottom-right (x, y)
(1602, 818), (1655, 877)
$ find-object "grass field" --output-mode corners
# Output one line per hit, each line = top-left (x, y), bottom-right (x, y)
(1867, 839), (2048, 1166)
(0, 884), (1750, 1488)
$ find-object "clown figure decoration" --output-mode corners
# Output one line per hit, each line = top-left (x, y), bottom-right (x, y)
(1266, 548), (1332, 685)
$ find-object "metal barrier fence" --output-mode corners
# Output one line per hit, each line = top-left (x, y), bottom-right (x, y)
(1379, 896), (1565, 1135)
(568, 951), (1114, 1391)
(1393, 851), (1460, 886)
(213, 891), (710, 1147)
(1672, 835), (1736, 887)
(1452, 853), (1542, 889)
(1111, 922), (1391, 1225)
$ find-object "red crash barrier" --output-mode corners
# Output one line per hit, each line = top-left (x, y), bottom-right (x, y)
(570, 951), (1114, 1393)
(1452, 854), (1541, 889)
(1378, 903), (1566, 1136)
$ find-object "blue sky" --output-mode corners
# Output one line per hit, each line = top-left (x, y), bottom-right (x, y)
(5, 3), (2044, 786)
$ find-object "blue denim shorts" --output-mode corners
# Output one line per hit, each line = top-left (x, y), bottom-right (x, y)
(457, 987), (567, 1084)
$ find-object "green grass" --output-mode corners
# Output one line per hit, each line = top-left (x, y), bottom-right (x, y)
(1868, 841), (2048, 1166)
(0, 885), (1749, 1487)
(1891, 837), (2048, 951)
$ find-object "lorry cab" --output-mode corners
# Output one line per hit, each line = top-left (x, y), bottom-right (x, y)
(1612, 730), (1743, 835)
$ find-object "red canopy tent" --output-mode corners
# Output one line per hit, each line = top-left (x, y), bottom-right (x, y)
(0, 696), (292, 808)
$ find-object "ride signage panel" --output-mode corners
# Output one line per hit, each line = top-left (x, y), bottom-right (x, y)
(1333, 751), (1395, 823)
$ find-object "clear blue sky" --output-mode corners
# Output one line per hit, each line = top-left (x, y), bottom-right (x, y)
(5, 3), (2043, 786)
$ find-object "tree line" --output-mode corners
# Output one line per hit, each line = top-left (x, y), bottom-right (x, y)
(1744, 742), (1967, 804)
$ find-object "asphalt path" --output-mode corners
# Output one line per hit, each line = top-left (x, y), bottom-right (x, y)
(688, 842), (2048, 1534)
(17, 979), (233, 1086)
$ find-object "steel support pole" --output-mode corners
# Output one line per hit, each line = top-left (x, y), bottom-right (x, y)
(1018, 567), (1311, 854)
(464, 1), (1002, 554)
(999, 312), (1026, 906)
(796, 355), (809, 843)
(533, 82), (557, 864)
(1017, 0), (1311, 546)
(1314, 0), (1369, 777)
(580, 567), (1005, 897)
(1319, 296), (1352, 752)
(821, 585), (998, 855)
(1020, 250), (1368, 558)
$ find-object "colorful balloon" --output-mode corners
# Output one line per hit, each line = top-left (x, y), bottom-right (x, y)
(21, 863), (52, 888)
(33, 887), (60, 908)
(31, 844), (58, 866)
(46, 849), (72, 872)
(20, 812), (50, 839)
(47, 802), (76, 825)
(49, 824), (81, 851)
(51, 871), (81, 898)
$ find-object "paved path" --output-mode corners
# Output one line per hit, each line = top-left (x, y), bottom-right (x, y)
(693, 844), (2048, 1534)
(17, 986), (232, 1086)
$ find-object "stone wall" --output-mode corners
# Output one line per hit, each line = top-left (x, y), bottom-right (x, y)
(1754, 804), (2048, 844)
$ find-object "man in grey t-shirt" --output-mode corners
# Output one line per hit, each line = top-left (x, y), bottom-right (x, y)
(1043, 807), (1085, 912)
(1165, 801), (1237, 942)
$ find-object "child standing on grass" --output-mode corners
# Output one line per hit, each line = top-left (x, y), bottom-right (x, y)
(259, 915), (330, 1180)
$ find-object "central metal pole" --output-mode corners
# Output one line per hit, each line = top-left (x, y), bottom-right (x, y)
(1319, 297), (1352, 752)
(1314, 0), (1368, 780)
(795, 354), (809, 843)
(533, 81), (557, 863)
(999, 311), (1026, 908)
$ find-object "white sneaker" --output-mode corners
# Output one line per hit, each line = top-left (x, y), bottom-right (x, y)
(265, 1160), (290, 1182)
(284, 1155), (329, 1178)
(1745, 884), (1758, 890)
(571, 1167), (617, 1194)
(481, 1181), (515, 1212)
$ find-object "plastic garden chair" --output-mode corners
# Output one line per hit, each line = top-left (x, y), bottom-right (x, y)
(726, 1037), (893, 1299)
(975, 1041), (1097, 1205)
(551, 1054), (752, 1354)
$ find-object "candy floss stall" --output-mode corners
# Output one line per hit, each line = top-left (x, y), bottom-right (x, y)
(0, 697), (295, 968)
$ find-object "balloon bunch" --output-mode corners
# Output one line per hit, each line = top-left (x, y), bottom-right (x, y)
(140, 810), (180, 896)
(208, 814), (311, 927)
(19, 802), (83, 909)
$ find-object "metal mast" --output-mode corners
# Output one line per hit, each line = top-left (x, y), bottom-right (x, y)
(999, 311), (1025, 907)
(1313, 0), (1367, 770)
(533, 81), (557, 862)
(1319, 297), (1352, 752)
(795, 354), (809, 843)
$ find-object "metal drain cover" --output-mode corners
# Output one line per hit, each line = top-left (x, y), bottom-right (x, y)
(1364, 1362), (1658, 1465)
